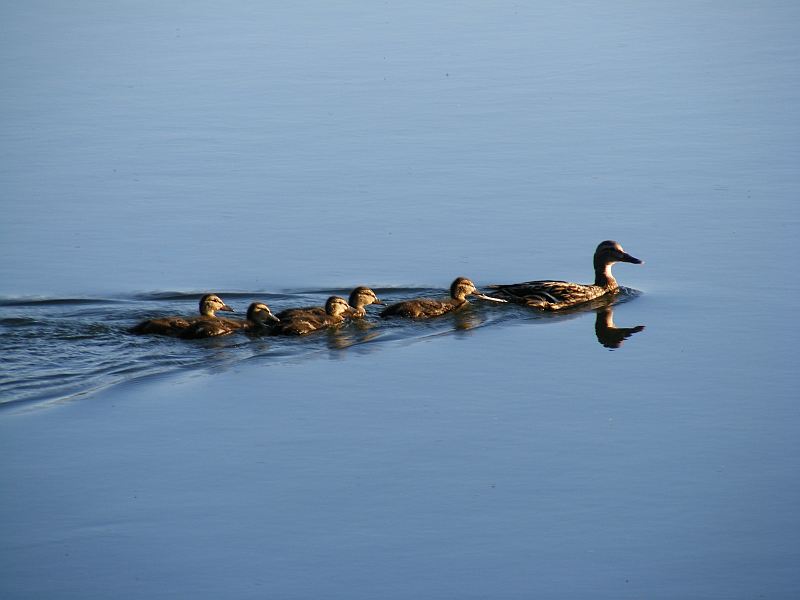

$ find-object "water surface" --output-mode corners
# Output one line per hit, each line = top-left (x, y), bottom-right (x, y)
(1, 1), (799, 598)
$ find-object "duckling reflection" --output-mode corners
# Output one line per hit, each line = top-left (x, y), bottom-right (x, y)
(277, 286), (383, 321)
(594, 305), (645, 349)
(272, 296), (354, 336)
(453, 308), (483, 331)
(381, 277), (501, 319)
(131, 293), (233, 336)
(325, 322), (382, 351)
(180, 302), (279, 339)
(489, 240), (643, 310)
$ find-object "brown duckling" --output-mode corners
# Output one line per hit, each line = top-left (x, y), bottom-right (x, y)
(272, 296), (355, 336)
(348, 286), (384, 317)
(488, 240), (643, 310)
(381, 277), (501, 319)
(179, 302), (280, 339)
(277, 286), (383, 320)
(131, 293), (234, 336)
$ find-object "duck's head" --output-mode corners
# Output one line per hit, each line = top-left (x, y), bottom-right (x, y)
(246, 302), (280, 325)
(325, 296), (356, 318)
(348, 286), (384, 314)
(450, 277), (479, 300)
(199, 293), (234, 317)
(594, 241), (642, 267)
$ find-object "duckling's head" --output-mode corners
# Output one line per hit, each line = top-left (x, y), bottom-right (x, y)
(450, 277), (479, 301)
(325, 296), (355, 318)
(246, 302), (280, 325)
(348, 286), (384, 315)
(594, 241), (642, 267)
(199, 293), (234, 317)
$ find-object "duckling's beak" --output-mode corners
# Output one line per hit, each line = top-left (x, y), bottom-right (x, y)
(266, 313), (280, 323)
(220, 304), (235, 312)
(620, 252), (643, 265)
(372, 298), (385, 306)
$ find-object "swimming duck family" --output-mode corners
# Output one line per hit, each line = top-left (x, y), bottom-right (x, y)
(130, 240), (643, 340)
(487, 240), (642, 310)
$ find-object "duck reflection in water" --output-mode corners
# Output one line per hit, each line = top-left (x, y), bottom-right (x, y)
(594, 305), (645, 349)
(326, 321), (382, 352)
(453, 308), (483, 332)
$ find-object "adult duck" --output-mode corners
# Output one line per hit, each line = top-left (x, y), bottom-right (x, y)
(381, 277), (502, 319)
(272, 296), (355, 336)
(488, 240), (642, 310)
(131, 293), (234, 336)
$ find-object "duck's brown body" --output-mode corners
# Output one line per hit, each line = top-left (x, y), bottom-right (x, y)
(272, 296), (354, 336)
(381, 277), (480, 319)
(131, 294), (234, 336)
(488, 241), (642, 310)
(179, 302), (279, 339)
(277, 287), (383, 321)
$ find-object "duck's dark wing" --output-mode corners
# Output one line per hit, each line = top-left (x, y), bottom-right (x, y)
(487, 280), (604, 309)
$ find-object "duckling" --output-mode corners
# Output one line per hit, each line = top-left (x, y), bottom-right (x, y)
(179, 302), (280, 339)
(131, 293), (234, 336)
(488, 240), (643, 310)
(348, 286), (384, 317)
(381, 277), (496, 319)
(277, 286), (383, 320)
(272, 296), (354, 336)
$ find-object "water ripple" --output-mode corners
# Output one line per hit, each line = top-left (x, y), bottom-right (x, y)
(0, 287), (643, 409)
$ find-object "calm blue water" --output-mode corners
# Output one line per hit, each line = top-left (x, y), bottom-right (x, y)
(1, 1), (799, 598)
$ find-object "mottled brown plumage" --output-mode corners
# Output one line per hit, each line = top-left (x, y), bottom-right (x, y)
(488, 241), (643, 310)
(381, 277), (480, 319)
(277, 286), (383, 321)
(272, 296), (354, 336)
(179, 302), (279, 339)
(131, 294), (234, 336)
